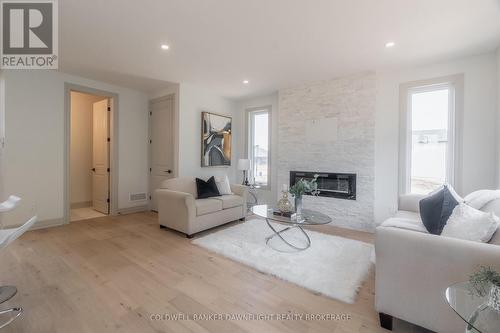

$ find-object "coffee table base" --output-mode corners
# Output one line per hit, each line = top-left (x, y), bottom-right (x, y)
(0, 286), (17, 304)
(0, 307), (22, 329)
(265, 218), (311, 251)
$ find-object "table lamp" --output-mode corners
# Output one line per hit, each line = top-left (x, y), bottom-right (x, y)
(237, 159), (250, 185)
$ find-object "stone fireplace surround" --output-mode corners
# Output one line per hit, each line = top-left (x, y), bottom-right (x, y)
(277, 73), (375, 232)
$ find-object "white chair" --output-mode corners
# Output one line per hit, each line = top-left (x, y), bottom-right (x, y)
(0, 195), (37, 329)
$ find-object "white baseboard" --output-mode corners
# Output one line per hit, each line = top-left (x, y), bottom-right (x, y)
(23, 206), (149, 232)
(117, 205), (149, 215)
(29, 218), (65, 231)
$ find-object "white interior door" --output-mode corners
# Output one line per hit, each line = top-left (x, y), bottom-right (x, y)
(150, 97), (174, 211)
(92, 99), (110, 214)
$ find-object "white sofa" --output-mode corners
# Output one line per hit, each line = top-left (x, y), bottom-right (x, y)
(375, 194), (500, 332)
(156, 177), (248, 237)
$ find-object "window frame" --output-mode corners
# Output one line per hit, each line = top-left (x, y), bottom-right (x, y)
(399, 74), (464, 196)
(245, 106), (272, 190)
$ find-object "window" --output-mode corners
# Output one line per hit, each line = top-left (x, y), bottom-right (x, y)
(400, 77), (462, 195)
(247, 107), (271, 188)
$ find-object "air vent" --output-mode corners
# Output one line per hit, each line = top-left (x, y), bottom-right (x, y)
(130, 193), (147, 202)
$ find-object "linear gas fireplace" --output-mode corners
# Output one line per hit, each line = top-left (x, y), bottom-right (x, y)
(290, 171), (356, 200)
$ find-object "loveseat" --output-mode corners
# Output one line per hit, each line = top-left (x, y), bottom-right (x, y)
(156, 177), (248, 237)
(375, 194), (500, 332)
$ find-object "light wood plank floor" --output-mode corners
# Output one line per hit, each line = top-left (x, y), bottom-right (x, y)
(0, 212), (430, 333)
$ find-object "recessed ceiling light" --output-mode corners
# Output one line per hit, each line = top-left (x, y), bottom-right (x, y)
(161, 44), (170, 50)
(243, 80), (249, 84)
(385, 41), (395, 48)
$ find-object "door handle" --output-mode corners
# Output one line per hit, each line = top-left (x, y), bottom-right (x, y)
(164, 170), (172, 174)
(92, 168), (96, 172)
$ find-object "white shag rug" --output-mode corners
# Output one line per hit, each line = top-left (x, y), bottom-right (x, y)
(192, 219), (374, 304)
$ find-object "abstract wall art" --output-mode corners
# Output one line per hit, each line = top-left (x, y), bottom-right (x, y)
(201, 112), (232, 167)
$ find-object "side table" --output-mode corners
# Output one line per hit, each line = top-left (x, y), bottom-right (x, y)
(245, 184), (260, 212)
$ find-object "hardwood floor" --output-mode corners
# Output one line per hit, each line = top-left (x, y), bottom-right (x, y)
(0, 212), (430, 333)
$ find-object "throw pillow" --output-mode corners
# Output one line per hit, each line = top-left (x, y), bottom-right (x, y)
(464, 189), (500, 210)
(196, 176), (221, 199)
(441, 203), (500, 242)
(419, 185), (460, 235)
(215, 175), (232, 195)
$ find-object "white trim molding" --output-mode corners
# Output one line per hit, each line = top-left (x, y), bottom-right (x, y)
(398, 74), (464, 195)
(245, 105), (272, 190)
(64, 83), (120, 224)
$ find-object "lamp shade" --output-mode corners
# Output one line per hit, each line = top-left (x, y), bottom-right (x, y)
(237, 159), (250, 171)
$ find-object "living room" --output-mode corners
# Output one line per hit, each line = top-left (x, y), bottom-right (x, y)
(0, 1), (499, 332)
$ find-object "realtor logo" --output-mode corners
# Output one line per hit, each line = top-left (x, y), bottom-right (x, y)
(1, 0), (58, 69)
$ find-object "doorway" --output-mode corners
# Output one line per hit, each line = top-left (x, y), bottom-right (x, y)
(68, 90), (112, 222)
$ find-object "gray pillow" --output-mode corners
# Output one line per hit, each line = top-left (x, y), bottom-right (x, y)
(419, 186), (459, 235)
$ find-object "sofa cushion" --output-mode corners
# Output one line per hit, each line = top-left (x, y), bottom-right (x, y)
(381, 217), (428, 233)
(213, 194), (244, 209)
(195, 198), (223, 216)
(161, 177), (198, 198)
(196, 176), (221, 199)
(398, 194), (426, 213)
(419, 185), (460, 235)
(394, 210), (422, 222)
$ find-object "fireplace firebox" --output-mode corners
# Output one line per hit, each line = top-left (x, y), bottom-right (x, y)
(289, 171), (356, 200)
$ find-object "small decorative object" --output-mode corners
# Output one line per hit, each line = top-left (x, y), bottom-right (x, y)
(201, 112), (232, 167)
(295, 196), (303, 215)
(469, 266), (500, 312)
(489, 285), (500, 312)
(272, 209), (293, 218)
(289, 174), (320, 215)
(237, 159), (250, 185)
(277, 187), (293, 213)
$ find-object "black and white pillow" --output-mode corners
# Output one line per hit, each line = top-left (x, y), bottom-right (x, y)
(419, 185), (463, 235)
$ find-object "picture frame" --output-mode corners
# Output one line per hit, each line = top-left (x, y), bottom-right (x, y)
(201, 111), (232, 167)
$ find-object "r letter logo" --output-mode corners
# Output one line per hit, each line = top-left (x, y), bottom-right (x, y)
(1, 0), (58, 69)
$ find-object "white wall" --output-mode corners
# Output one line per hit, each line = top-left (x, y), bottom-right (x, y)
(0, 72), (5, 226)
(2, 70), (149, 227)
(375, 52), (498, 223)
(177, 83), (237, 182)
(497, 47), (500, 188)
(234, 93), (279, 204)
(70, 92), (105, 206)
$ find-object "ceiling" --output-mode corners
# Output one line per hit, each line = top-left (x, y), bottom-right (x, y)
(59, 0), (500, 99)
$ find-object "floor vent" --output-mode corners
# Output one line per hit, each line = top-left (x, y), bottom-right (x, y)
(130, 193), (147, 201)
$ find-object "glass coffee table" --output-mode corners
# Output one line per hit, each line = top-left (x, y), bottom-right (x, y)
(445, 282), (500, 333)
(251, 204), (332, 251)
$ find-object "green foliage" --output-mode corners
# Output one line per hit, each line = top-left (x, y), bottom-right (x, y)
(289, 175), (319, 197)
(469, 266), (500, 297)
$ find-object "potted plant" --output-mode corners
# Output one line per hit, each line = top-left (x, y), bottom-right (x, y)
(288, 175), (319, 215)
(469, 266), (500, 312)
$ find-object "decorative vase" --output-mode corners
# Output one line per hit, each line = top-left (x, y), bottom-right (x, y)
(277, 190), (292, 213)
(294, 195), (303, 216)
(488, 285), (500, 312)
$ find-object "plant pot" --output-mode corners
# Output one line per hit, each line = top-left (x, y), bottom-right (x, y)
(294, 195), (303, 216)
(488, 285), (500, 312)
